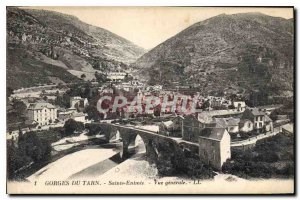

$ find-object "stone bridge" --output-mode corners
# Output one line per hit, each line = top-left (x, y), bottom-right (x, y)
(96, 123), (199, 165)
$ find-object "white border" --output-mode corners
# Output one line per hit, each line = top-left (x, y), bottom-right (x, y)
(1, 0), (299, 199)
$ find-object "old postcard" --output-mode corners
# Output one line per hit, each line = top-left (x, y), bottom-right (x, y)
(6, 6), (295, 194)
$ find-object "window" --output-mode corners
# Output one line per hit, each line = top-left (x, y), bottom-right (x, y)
(259, 122), (262, 128)
(248, 122), (251, 128)
(213, 150), (216, 161)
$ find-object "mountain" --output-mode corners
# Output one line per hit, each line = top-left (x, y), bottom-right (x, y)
(7, 7), (145, 89)
(132, 13), (294, 97)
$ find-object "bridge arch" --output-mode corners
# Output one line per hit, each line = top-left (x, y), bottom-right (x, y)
(98, 123), (185, 166)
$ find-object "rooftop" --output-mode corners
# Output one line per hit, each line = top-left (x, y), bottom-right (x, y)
(28, 103), (56, 110)
(249, 108), (266, 116)
(214, 117), (240, 128)
(199, 128), (227, 141)
(282, 123), (294, 133)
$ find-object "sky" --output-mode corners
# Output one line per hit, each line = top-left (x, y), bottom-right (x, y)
(24, 7), (293, 49)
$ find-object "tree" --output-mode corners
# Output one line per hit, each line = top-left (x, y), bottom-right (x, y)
(40, 90), (46, 97)
(85, 123), (102, 136)
(202, 100), (210, 110)
(7, 143), (32, 179)
(81, 74), (86, 79)
(124, 74), (133, 82)
(7, 99), (28, 131)
(63, 119), (84, 137)
(86, 105), (102, 121)
(18, 132), (51, 162)
(95, 72), (107, 84)
(54, 93), (70, 108)
(7, 87), (14, 99)
(228, 105), (235, 109)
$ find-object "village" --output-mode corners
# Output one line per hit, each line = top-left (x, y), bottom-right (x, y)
(6, 69), (294, 174)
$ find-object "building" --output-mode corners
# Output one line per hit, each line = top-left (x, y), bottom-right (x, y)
(196, 109), (243, 124)
(27, 103), (57, 126)
(214, 117), (240, 134)
(70, 96), (82, 108)
(158, 121), (173, 136)
(158, 116), (184, 137)
(241, 108), (273, 133)
(281, 123), (294, 136)
(238, 119), (254, 133)
(198, 128), (231, 170)
(72, 112), (86, 123)
(58, 110), (86, 123)
(233, 101), (246, 112)
(70, 96), (89, 111)
(182, 115), (215, 142)
(99, 87), (114, 94)
(264, 115), (274, 132)
(107, 71), (127, 82)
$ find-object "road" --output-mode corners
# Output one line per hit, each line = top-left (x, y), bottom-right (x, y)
(230, 127), (280, 147)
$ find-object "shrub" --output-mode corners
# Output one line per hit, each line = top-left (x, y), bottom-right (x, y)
(63, 119), (84, 137)
(85, 123), (102, 136)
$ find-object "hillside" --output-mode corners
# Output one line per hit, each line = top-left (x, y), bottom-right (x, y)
(132, 13), (294, 97)
(7, 7), (145, 89)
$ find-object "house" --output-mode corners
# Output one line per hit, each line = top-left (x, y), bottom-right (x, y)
(99, 87), (114, 94)
(198, 128), (231, 170)
(58, 110), (74, 122)
(238, 119), (254, 133)
(281, 123), (294, 136)
(70, 97), (89, 109)
(241, 108), (273, 133)
(182, 115), (215, 142)
(158, 121), (173, 136)
(106, 71), (127, 82)
(70, 96), (82, 108)
(264, 115), (274, 132)
(172, 115), (185, 132)
(158, 116), (184, 137)
(233, 101), (246, 112)
(72, 112), (86, 123)
(58, 110), (86, 123)
(214, 117), (240, 134)
(196, 109), (243, 124)
(210, 97), (222, 108)
(27, 103), (57, 126)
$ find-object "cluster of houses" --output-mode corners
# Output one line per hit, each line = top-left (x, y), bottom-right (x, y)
(8, 75), (289, 171)
(157, 104), (276, 169)
(106, 71), (127, 82)
(25, 96), (89, 127)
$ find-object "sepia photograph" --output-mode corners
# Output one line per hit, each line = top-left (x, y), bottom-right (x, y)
(5, 6), (295, 194)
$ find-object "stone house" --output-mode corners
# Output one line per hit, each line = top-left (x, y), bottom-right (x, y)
(238, 119), (254, 133)
(214, 117), (240, 134)
(241, 108), (273, 133)
(158, 115), (184, 137)
(233, 101), (246, 112)
(198, 128), (231, 170)
(70, 96), (89, 111)
(27, 103), (57, 126)
(182, 115), (215, 142)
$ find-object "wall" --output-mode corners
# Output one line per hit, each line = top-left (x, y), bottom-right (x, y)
(182, 116), (205, 142)
(199, 138), (221, 170)
(239, 120), (254, 132)
(220, 131), (231, 167)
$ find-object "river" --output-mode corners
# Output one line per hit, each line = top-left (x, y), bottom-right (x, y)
(27, 134), (152, 182)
